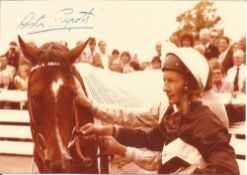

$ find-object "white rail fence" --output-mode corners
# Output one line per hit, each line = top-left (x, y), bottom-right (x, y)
(0, 90), (32, 156)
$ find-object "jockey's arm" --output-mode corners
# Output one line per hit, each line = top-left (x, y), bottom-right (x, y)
(75, 94), (162, 128)
(112, 126), (164, 170)
(94, 134), (161, 171)
(79, 123), (163, 171)
(91, 102), (161, 128)
(125, 147), (161, 171)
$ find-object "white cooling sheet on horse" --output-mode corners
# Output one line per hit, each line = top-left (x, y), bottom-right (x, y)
(75, 63), (164, 110)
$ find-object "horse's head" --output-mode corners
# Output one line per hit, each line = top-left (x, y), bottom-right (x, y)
(18, 36), (98, 173)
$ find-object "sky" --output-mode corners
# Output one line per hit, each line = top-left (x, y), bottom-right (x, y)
(0, 0), (246, 61)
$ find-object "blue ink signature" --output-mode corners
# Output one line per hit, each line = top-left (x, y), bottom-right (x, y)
(17, 12), (45, 29)
(17, 8), (95, 34)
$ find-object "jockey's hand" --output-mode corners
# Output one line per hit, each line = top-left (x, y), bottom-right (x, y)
(79, 123), (114, 137)
(97, 136), (126, 157)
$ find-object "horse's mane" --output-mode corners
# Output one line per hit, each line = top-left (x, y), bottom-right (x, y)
(37, 42), (72, 68)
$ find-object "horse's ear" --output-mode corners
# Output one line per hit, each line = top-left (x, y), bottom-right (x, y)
(68, 38), (91, 63)
(18, 35), (38, 64)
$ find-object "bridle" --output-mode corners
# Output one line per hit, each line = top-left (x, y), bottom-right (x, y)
(70, 103), (93, 167)
(29, 61), (93, 168)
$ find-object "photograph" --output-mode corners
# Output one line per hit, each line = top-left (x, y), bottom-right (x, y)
(0, 0), (245, 174)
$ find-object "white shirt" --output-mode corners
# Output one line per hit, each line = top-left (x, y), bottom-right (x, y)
(99, 52), (110, 70)
(218, 48), (230, 63)
(202, 90), (229, 128)
(0, 64), (16, 79)
(227, 64), (246, 91)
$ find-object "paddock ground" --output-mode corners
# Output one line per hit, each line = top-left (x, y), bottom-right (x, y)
(0, 154), (245, 174)
(0, 155), (150, 174)
(0, 155), (33, 173)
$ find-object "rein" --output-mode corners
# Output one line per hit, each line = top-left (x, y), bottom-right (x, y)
(72, 95), (93, 167)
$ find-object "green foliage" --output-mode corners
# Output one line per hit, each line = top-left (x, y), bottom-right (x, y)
(176, 1), (221, 33)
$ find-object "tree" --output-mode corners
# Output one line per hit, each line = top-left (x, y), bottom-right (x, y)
(176, 1), (222, 33)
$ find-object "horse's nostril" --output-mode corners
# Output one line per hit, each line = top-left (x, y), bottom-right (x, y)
(60, 158), (73, 172)
(68, 158), (72, 165)
(67, 158), (73, 172)
(44, 159), (50, 168)
(83, 157), (93, 167)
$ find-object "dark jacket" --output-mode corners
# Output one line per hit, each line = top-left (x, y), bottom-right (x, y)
(221, 47), (234, 74)
(116, 102), (239, 174)
(205, 44), (219, 60)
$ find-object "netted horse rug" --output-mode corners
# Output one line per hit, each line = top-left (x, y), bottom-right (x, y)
(75, 63), (164, 110)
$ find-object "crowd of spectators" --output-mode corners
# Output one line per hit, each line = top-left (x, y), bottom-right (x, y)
(170, 28), (246, 98)
(0, 27), (246, 110)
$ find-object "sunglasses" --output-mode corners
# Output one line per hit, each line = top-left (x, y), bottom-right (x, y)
(213, 71), (221, 75)
(211, 35), (219, 38)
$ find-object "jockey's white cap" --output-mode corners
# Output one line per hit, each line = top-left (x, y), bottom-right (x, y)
(162, 46), (209, 90)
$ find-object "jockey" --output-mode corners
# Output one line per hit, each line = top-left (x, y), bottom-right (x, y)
(77, 47), (238, 174)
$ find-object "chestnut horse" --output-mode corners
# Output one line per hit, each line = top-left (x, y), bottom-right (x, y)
(18, 36), (107, 173)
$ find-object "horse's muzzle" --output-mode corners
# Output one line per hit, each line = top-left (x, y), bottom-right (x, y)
(44, 157), (73, 173)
